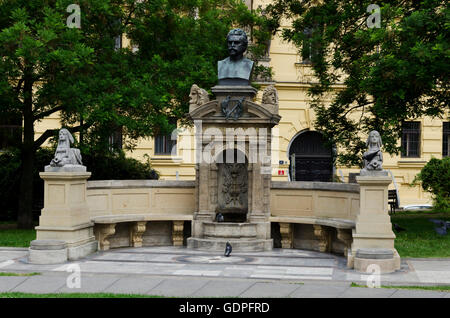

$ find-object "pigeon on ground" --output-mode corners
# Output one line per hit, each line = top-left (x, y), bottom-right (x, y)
(428, 219), (450, 236)
(224, 242), (232, 257)
(216, 213), (224, 222)
(393, 223), (406, 232)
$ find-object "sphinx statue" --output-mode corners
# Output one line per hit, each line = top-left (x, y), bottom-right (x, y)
(360, 130), (387, 176)
(47, 128), (84, 170)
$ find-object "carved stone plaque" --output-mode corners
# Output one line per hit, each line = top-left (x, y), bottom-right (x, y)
(217, 162), (248, 215)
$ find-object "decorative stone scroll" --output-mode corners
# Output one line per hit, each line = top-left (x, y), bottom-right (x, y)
(95, 224), (116, 251)
(130, 221), (147, 248)
(336, 228), (352, 256)
(172, 221), (184, 246)
(279, 223), (293, 249)
(313, 225), (330, 253)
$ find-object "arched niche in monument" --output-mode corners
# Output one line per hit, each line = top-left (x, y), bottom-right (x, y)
(216, 149), (248, 222)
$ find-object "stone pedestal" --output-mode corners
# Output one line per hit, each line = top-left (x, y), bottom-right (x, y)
(34, 170), (97, 261)
(348, 175), (400, 273)
(211, 85), (257, 103)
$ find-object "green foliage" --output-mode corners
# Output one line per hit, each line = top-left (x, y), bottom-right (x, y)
(0, 148), (158, 221)
(267, 0), (450, 166)
(413, 157), (450, 212)
(0, 0), (271, 225)
(82, 152), (159, 180)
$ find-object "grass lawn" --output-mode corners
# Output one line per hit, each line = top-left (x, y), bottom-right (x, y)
(391, 211), (450, 258)
(351, 282), (450, 292)
(0, 292), (164, 298)
(0, 227), (36, 247)
(0, 272), (40, 277)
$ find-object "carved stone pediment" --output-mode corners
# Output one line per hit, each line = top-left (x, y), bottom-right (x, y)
(188, 99), (281, 125)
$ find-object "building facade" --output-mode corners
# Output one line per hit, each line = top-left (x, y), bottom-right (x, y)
(24, 0), (449, 207)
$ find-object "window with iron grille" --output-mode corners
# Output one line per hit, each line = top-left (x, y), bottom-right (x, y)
(443, 122), (450, 157)
(401, 121), (421, 158)
(154, 119), (177, 155)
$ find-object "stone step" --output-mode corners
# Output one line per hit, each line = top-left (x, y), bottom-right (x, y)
(203, 222), (258, 239)
(187, 237), (273, 252)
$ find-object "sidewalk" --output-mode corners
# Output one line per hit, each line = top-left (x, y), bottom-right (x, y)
(1, 246), (449, 298)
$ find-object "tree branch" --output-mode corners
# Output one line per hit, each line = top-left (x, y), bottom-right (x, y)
(33, 124), (91, 150)
(341, 101), (374, 118)
(33, 105), (64, 121)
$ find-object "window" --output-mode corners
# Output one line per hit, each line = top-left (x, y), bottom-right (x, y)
(401, 121), (421, 157)
(443, 122), (450, 157)
(108, 126), (123, 152)
(154, 119), (177, 155)
(301, 26), (321, 64)
(301, 27), (313, 63)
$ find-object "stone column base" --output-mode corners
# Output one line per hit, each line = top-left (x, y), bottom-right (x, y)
(349, 248), (401, 273)
(28, 240), (68, 264)
(36, 223), (97, 260)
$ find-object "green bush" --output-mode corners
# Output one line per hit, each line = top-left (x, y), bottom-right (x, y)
(0, 148), (159, 222)
(414, 157), (450, 213)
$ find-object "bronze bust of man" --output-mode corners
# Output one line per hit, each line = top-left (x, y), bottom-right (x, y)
(218, 28), (254, 85)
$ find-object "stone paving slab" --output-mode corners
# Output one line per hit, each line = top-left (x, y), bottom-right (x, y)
(192, 280), (256, 298)
(289, 284), (350, 298)
(0, 276), (29, 292)
(148, 277), (211, 297)
(57, 274), (120, 293)
(104, 276), (165, 294)
(11, 275), (67, 293)
(239, 282), (301, 298)
(408, 260), (450, 271)
(338, 287), (397, 298)
(389, 289), (447, 298)
(0, 250), (28, 262)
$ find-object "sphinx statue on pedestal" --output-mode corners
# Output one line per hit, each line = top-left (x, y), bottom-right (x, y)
(46, 128), (85, 172)
(360, 130), (387, 176)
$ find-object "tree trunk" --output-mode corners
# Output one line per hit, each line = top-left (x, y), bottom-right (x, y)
(17, 75), (35, 229)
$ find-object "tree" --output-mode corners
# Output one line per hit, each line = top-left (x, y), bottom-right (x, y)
(267, 0), (449, 166)
(0, 0), (271, 228)
(413, 157), (450, 212)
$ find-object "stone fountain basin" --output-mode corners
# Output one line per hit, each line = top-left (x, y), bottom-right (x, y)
(203, 222), (257, 239)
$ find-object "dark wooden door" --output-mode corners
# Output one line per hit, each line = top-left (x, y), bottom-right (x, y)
(289, 131), (333, 182)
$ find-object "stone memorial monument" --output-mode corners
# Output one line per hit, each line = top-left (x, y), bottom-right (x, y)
(348, 130), (400, 273)
(187, 28), (281, 251)
(29, 129), (97, 264)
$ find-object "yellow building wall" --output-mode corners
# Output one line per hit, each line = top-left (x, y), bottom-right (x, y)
(34, 0), (448, 207)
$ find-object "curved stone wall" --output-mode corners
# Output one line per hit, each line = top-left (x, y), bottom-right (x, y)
(86, 180), (196, 218)
(86, 180), (359, 221)
(270, 181), (360, 221)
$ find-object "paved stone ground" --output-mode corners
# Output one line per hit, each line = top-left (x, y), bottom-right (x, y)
(1, 246), (450, 298)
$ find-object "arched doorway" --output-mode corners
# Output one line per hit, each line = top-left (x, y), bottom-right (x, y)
(288, 131), (333, 182)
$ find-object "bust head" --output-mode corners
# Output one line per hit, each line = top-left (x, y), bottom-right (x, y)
(58, 128), (74, 147)
(366, 130), (382, 149)
(189, 84), (209, 109)
(226, 28), (248, 61)
(262, 85), (278, 105)
(189, 84), (200, 105)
